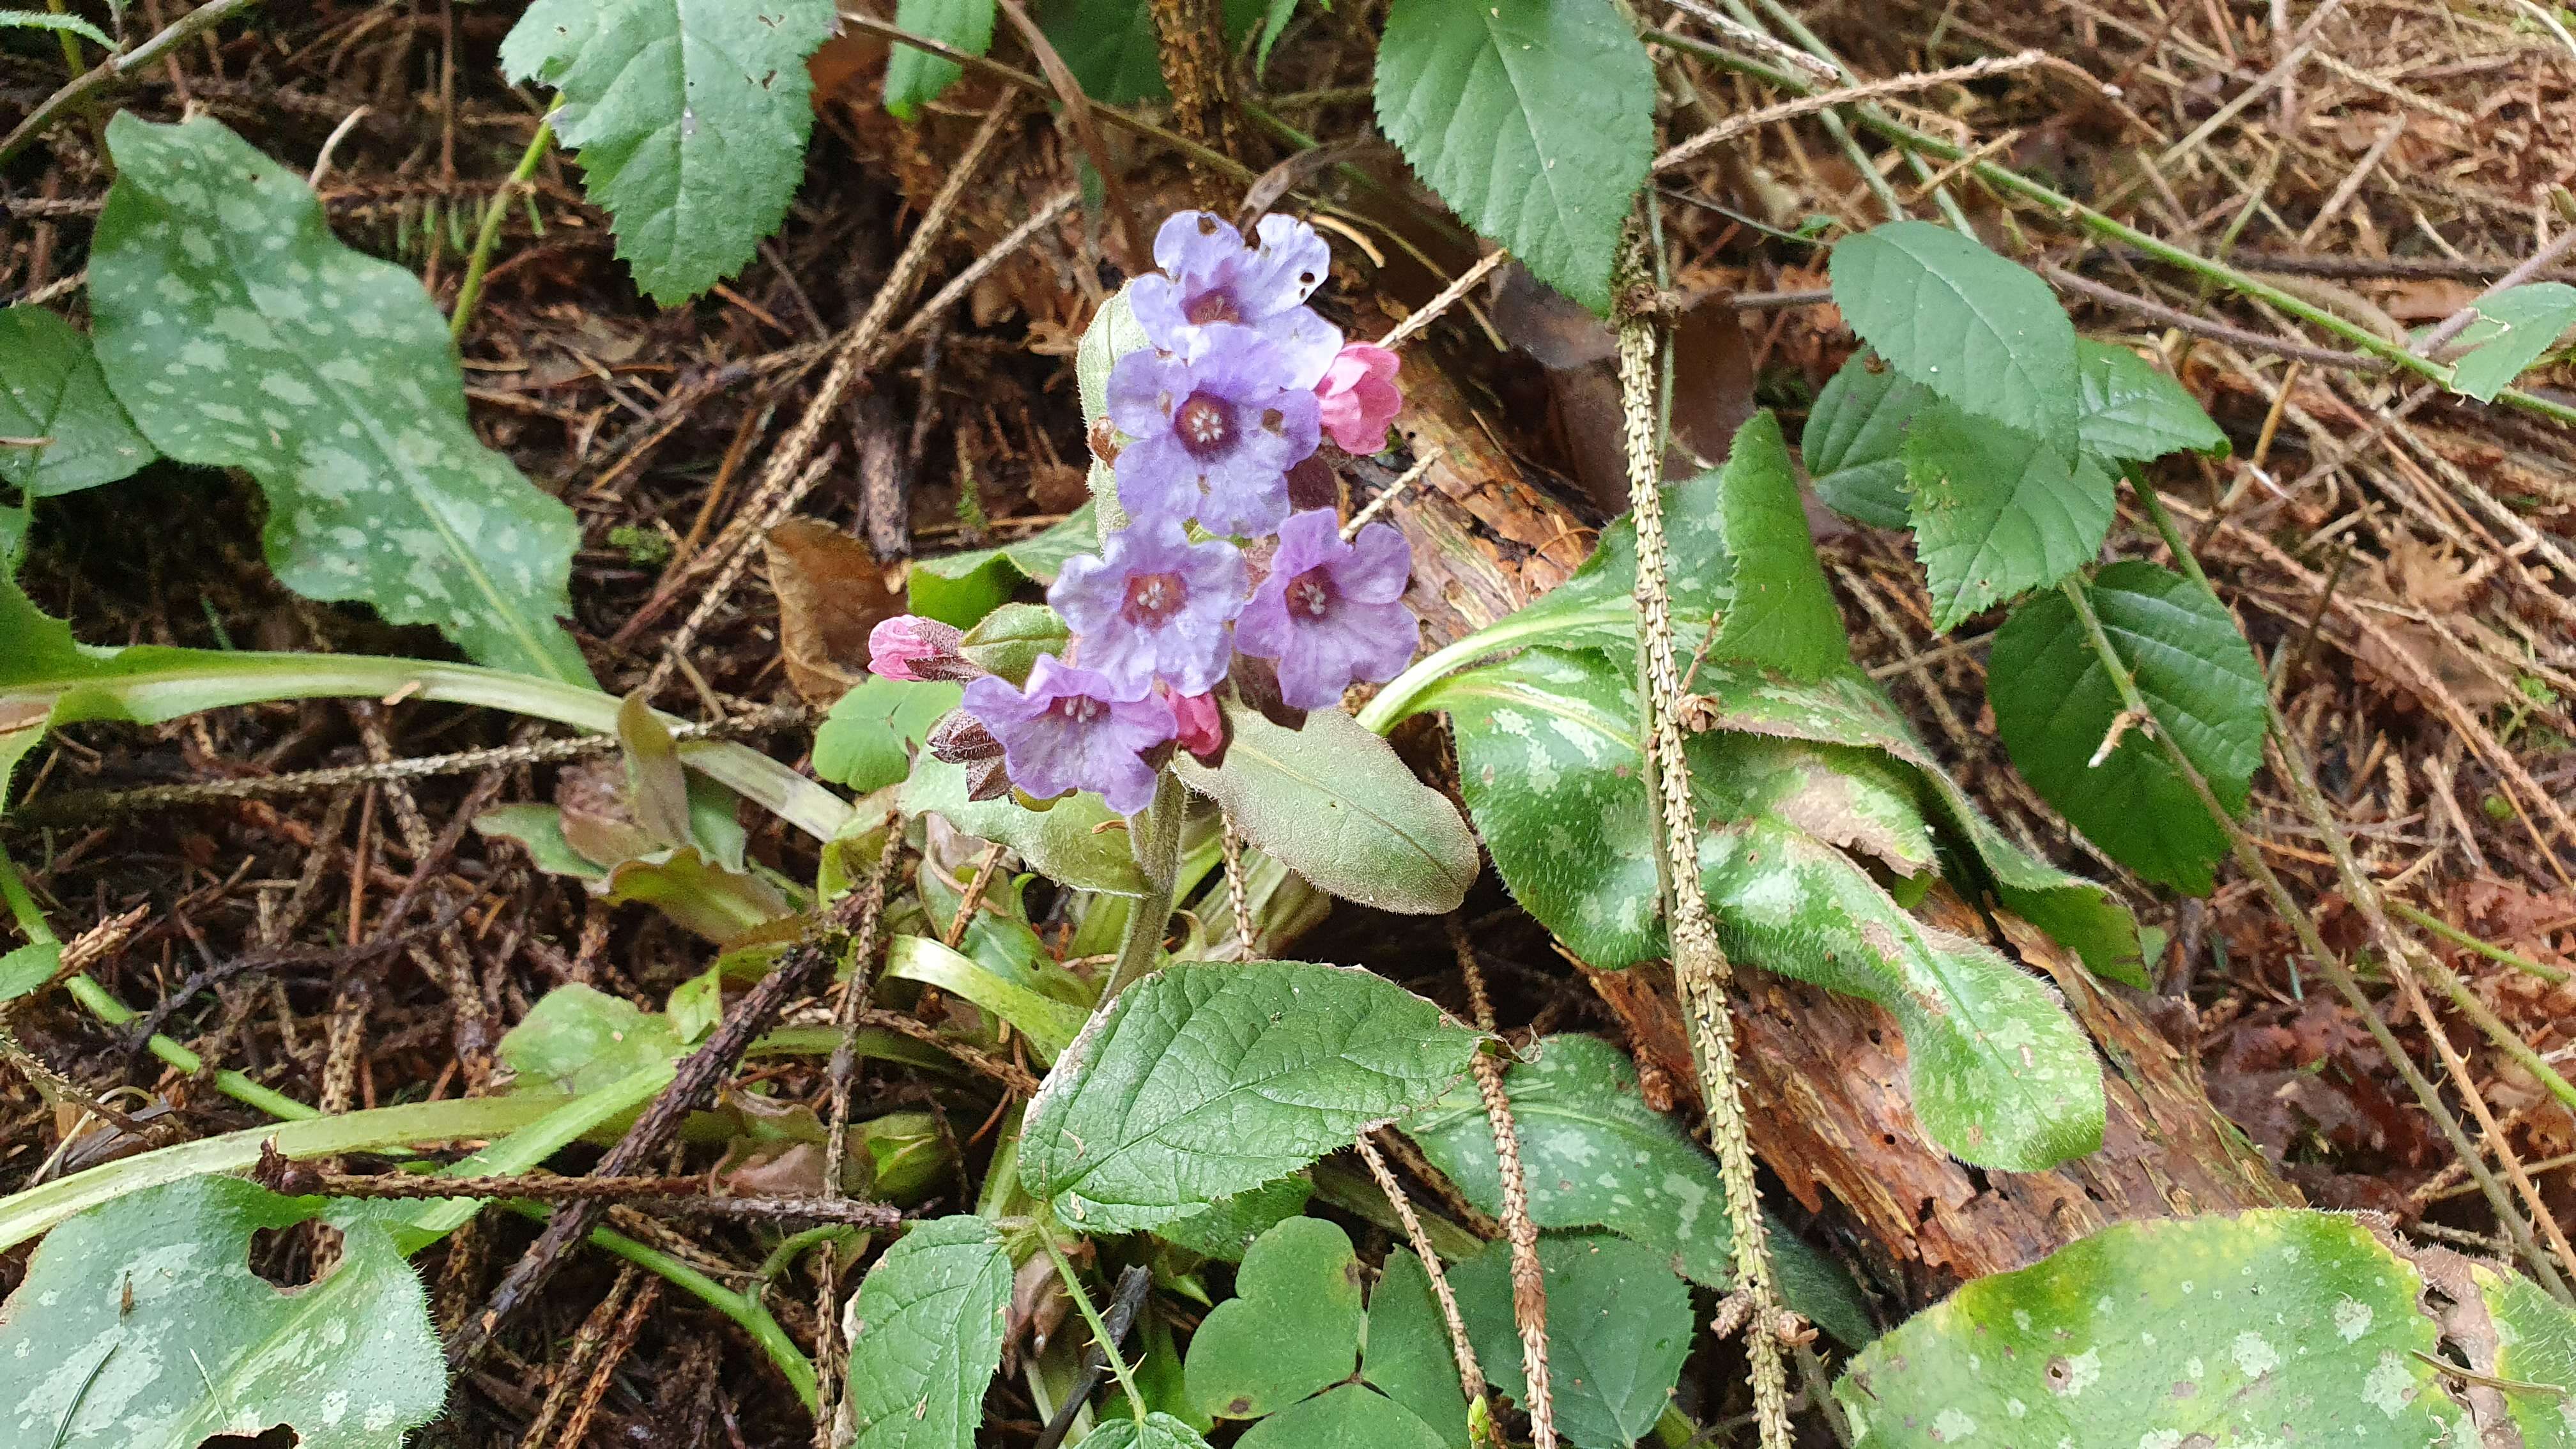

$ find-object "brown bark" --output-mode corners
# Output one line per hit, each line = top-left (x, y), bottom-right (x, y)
(1146, 0), (1243, 206)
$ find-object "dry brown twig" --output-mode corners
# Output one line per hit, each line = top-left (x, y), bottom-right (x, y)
(1449, 914), (1553, 1449)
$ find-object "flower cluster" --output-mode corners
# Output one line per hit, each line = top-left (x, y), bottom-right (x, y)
(871, 211), (1418, 815)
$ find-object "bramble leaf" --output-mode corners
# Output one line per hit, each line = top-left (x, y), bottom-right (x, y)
(1082, 1413), (1215, 1449)
(500, 0), (836, 304)
(1802, 353), (1926, 530)
(1706, 410), (1850, 678)
(1151, 1174), (1314, 1262)
(1988, 561), (2266, 894)
(2441, 281), (2576, 402)
(1019, 960), (1481, 1232)
(0, 1176), (445, 1449)
(2074, 339), (2227, 463)
(0, 305), (156, 497)
(885, 0), (997, 118)
(0, 9), (112, 46)
(1184, 1217), (1365, 1420)
(1452, 1234), (1690, 1449)
(88, 115), (593, 685)
(1902, 401), (2113, 632)
(1039, 0), (1166, 102)
(840, 1215), (1010, 1449)
(1830, 220), (2080, 445)
(1374, 0), (1653, 314)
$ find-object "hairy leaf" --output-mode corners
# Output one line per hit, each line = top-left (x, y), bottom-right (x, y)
(1452, 1234), (1690, 1449)
(0, 1176), (445, 1448)
(1902, 401), (2113, 632)
(1802, 353), (1927, 530)
(2075, 339), (2227, 463)
(88, 115), (592, 684)
(1707, 411), (1850, 678)
(908, 502), (1099, 627)
(840, 1215), (1010, 1449)
(1185, 1217), (1364, 1419)
(1019, 960), (1481, 1232)
(1235, 1385), (1450, 1449)
(2442, 281), (2576, 402)
(501, 0), (836, 303)
(1989, 562), (2266, 894)
(904, 756), (1147, 895)
(1830, 220), (2079, 445)
(1834, 1211), (2464, 1446)
(0, 305), (156, 496)
(1174, 703), (1478, 915)
(885, 0), (996, 118)
(2476, 1260), (2576, 1446)
(1374, 0), (1653, 314)
(815, 677), (962, 792)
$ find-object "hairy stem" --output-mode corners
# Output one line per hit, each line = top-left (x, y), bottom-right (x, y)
(1102, 772), (1185, 999)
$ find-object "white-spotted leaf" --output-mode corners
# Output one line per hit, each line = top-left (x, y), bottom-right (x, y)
(88, 115), (593, 685)
(840, 1215), (1010, 1449)
(0, 305), (156, 496)
(1830, 220), (2080, 445)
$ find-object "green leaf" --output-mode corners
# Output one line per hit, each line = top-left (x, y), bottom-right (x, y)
(884, 933), (1088, 1060)
(2075, 339), (2227, 463)
(0, 9), (112, 47)
(1402, 1034), (1872, 1347)
(1374, 0), (1653, 314)
(2475, 1259), (2576, 1446)
(815, 677), (962, 792)
(1452, 1234), (1690, 1449)
(1802, 353), (1927, 530)
(1361, 1250), (1471, 1449)
(908, 502), (1099, 627)
(1020, 960), (1482, 1232)
(1902, 401), (2113, 632)
(1989, 562), (2267, 894)
(1039, 0), (1168, 103)
(1151, 1174), (1314, 1262)
(1829, 220), (2080, 445)
(885, 0), (996, 118)
(473, 802), (610, 881)
(1185, 1217), (1365, 1419)
(1235, 1385), (1450, 1449)
(840, 1215), (1010, 1449)
(2442, 280), (2576, 402)
(1833, 1211), (2465, 1447)
(956, 602), (1070, 686)
(499, 983), (684, 1095)
(1457, 466), (1729, 656)
(1082, 1413), (1216, 1449)
(0, 1176), (445, 1448)
(597, 844), (793, 942)
(1705, 411), (1850, 678)
(88, 114), (593, 686)
(1252, 0), (1299, 73)
(500, 0), (836, 304)
(0, 305), (157, 497)
(1174, 703), (1478, 915)
(903, 756), (1148, 895)
(0, 940), (61, 1002)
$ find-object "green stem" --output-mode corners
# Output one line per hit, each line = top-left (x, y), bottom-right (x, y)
(450, 119), (553, 340)
(1101, 772), (1183, 999)
(2384, 898), (2571, 986)
(1041, 1230), (1148, 1422)
(0, 0), (265, 167)
(2412, 949), (2576, 1114)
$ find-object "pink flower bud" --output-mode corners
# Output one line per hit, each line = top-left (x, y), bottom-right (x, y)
(1169, 690), (1225, 762)
(868, 615), (965, 682)
(1313, 343), (1402, 455)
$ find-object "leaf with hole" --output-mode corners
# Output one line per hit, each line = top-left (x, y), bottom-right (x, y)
(1174, 702), (1478, 916)
(0, 305), (156, 497)
(501, 0), (837, 303)
(1833, 1211), (2479, 1446)
(884, 0), (997, 118)
(1802, 353), (1928, 530)
(88, 115), (593, 685)
(1184, 1216), (1365, 1420)
(1452, 1233), (1691, 1449)
(2441, 281), (2576, 402)
(1402, 1034), (1871, 1346)
(2074, 339), (2228, 463)
(1903, 400), (2114, 632)
(1988, 562), (2266, 894)
(1829, 220), (2080, 445)
(1018, 960), (1482, 1232)
(0, 1175), (445, 1449)
(839, 1215), (1010, 1449)
(1374, 0), (1653, 314)
(815, 677), (963, 793)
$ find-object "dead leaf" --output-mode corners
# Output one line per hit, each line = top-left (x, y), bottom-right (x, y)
(2376, 278), (2476, 323)
(765, 519), (905, 706)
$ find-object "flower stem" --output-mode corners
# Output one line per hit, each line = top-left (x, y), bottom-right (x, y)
(449, 118), (553, 340)
(1101, 772), (1184, 999)
(1041, 1231), (1149, 1422)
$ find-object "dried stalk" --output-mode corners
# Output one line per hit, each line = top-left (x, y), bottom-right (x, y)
(1449, 916), (1552, 1448)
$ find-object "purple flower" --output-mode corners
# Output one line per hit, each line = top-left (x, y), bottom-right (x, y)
(961, 656), (1175, 815)
(1050, 518), (1248, 695)
(1108, 332), (1319, 537)
(1131, 212), (1342, 388)
(1235, 509), (1419, 710)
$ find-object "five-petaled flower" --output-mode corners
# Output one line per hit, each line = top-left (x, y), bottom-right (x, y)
(1107, 329), (1318, 538)
(961, 656), (1176, 815)
(1129, 212), (1341, 388)
(1049, 517), (1249, 696)
(1235, 509), (1418, 711)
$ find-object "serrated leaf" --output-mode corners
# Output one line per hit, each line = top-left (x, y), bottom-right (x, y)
(2075, 338), (2227, 463)
(1039, 0), (1167, 103)
(840, 1215), (1009, 1449)
(0, 305), (157, 496)
(500, 0), (835, 303)
(1184, 1217), (1364, 1419)
(1402, 1034), (1871, 1347)
(885, 0), (996, 118)
(2442, 280), (2576, 402)
(88, 114), (592, 685)
(1830, 220), (2080, 445)
(1361, 1251), (1471, 1449)
(1174, 703), (1478, 916)
(1374, 0), (1653, 314)
(1452, 1234), (1690, 1449)
(1151, 1174), (1314, 1262)
(1989, 561), (2266, 894)
(1236, 1384), (1450, 1449)
(1019, 960), (1482, 1232)
(1903, 401), (2113, 632)
(1834, 1211), (2464, 1447)
(0, 1176), (445, 1449)
(1802, 353), (1927, 530)
(903, 755), (1147, 895)
(0, 9), (112, 46)
(1706, 410), (1849, 678)
(1083, 1413), (1216, 1449)
(909, 502), (1099, 628)
(884, 934), (1087, 1060)
(1252, 0), (1299, 73)
(815, 677), (962, 792)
